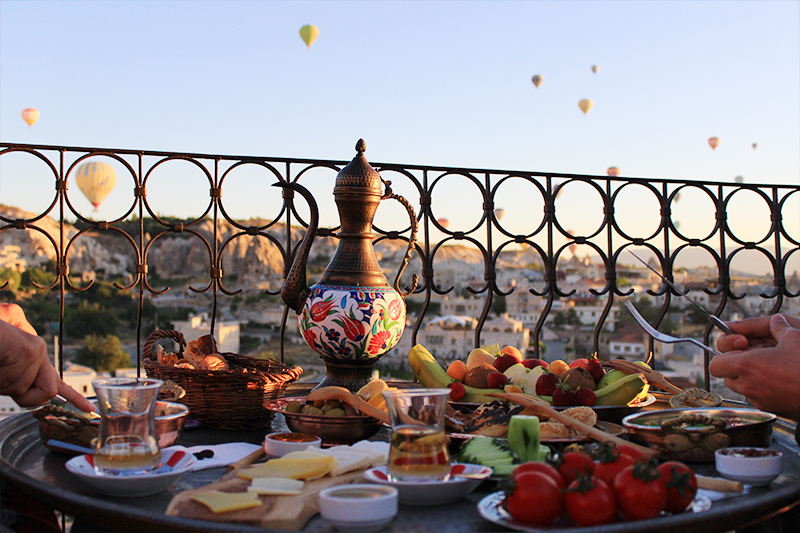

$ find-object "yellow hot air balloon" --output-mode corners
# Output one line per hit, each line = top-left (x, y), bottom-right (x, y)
(708, 137), (720, 150)
(75, 161), (117, 211)
(299, 25), (319, 48)
(591, 65), (600, 74)
(579, 99), (593, 115)
(21, 108), (40, 127)
(607, 167), (620, 177)
(531, 75), (543, 88)
(437, 218), (450, 229)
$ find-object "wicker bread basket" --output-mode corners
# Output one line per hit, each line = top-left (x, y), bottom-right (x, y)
(142, 330), (302, 430)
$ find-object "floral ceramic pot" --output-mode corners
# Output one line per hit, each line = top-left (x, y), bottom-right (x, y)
(298, 284), (406, 362)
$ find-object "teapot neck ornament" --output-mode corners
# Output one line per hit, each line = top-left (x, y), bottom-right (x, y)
(276, 140), (417, 392)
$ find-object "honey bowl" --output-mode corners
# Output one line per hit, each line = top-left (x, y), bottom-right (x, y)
(319, 484), (398, 532)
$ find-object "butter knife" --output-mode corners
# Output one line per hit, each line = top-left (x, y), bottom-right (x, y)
(628, 250), (734, 335)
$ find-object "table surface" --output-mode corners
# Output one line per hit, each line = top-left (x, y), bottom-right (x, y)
(2, 397), (800, 533)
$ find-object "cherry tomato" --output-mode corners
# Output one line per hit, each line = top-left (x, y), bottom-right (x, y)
(613, 462), (666, 521)
(512, 462), (566, 490)
(503, 471), (564, 526)
(557, 451), (595, 485)
(564, 475), (617, 526)
(618, 444), (649, 462)
(657, 461), (698, 513)
(593, 452), (635, 487)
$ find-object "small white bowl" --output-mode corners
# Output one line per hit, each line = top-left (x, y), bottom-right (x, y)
(263, 432), (322, 457)
(715, 447), (783, 487)
(318, 484), (398, 533)
(363, 463), (492, 506)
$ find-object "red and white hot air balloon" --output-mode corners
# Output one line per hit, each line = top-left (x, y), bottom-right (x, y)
(437, 218), (450, 229)
(607, 167), (620, 177)
(708, 137), (720, 150)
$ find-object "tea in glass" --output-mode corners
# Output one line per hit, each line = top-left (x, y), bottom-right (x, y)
(92, 377), (162, 476)
(383, 388), (450, 482)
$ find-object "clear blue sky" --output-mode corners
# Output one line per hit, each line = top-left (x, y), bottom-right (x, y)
(3, 1), (798, 177)
(1, 1), (798, 276)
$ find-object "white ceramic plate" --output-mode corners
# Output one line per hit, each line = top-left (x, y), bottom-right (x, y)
(477, 491), (712, 531)
(363, 463), (492, 506)
(65, 448), (195, 497)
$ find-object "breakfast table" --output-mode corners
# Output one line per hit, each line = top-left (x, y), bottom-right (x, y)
(1, 386), (799, 533)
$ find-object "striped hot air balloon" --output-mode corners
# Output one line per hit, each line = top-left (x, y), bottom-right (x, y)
(75, 161), (117, 211)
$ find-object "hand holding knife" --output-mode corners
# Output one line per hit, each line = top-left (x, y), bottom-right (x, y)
(628, 250), (734, 335)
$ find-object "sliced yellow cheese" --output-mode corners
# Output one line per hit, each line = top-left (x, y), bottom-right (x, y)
(237, 455), (336, 481)
(248, 477), (304, 495)
(191, 490), (262, 513)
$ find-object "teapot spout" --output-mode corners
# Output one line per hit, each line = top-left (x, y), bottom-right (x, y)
(273, 181), (319, 313)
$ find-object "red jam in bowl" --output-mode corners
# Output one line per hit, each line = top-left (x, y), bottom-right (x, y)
(268, 433), (319, 443)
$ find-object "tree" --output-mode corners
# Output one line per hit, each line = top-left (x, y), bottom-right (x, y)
(66, 301), (119, 339)
(74, 335), (132, 372)
(553, 308), (580, 327)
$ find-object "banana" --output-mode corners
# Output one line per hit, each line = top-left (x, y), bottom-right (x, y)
(408, 344), (504, 403)
(593, 372), (649, 406)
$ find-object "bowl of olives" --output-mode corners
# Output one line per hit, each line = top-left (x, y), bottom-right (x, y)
(264, 397), (386, 445)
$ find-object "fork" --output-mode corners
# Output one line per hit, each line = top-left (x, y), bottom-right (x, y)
(624, 300), (721, 356)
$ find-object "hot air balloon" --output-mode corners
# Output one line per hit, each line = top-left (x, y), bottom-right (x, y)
(494, 208), (505, 220)
(708, 137), (720, 150)
(21, 108), (40, 127)
(735, 176), (744, 184)
(531, 75), (543, 88)
(607, 167), (620, 177)
(299, 25), (319, 48)
(591, 65), (600, 74)
(75, 161), (117, 211)
(579, 99), (593, 115)
(752, 143), (758, 150)
(437, 218), (450, 229)
(567, 230), (577, 255)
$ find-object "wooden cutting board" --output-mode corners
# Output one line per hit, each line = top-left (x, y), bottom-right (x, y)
(166, 469), (366, 530)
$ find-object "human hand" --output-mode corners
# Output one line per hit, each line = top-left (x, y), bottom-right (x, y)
(0, 303), (38, 335)
(709, 314), (800, 420)
(716, 313), (800, 353)
(1, 312), (95, 412)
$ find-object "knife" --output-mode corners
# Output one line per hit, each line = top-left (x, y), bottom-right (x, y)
(628, 250), (734, 335)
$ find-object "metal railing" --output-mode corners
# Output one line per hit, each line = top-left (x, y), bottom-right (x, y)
(1, 142), (798, 388)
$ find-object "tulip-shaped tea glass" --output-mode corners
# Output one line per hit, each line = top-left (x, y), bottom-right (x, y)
(383, 388), (451, 482)
(92, 377), (163, 476)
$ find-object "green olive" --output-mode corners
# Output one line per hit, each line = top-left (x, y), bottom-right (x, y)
(285, 400), (304, 413)
(301, 405), (324, 416)
(325, 408), (345, 416)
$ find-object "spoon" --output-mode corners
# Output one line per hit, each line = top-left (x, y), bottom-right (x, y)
(305, 387), (391, 425)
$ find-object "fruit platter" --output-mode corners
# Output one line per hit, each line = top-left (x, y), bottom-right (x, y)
(408, 344), (655, 422)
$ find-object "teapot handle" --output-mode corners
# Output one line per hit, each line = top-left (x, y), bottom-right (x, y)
(381, 179), (418, 297)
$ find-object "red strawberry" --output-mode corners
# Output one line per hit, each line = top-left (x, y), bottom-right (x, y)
(487, 372), (510, 389)
(448, 382), (466, 401)
(535, 371), (559, 396)
(575, 387), (597, 406)
(553, 382), (576, 407)
(585, 356), (605, 383)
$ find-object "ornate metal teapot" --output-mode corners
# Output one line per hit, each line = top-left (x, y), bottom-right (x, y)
(277, 140), (417, 392)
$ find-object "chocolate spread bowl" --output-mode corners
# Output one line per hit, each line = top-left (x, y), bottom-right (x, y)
(622, 407), (776, 462)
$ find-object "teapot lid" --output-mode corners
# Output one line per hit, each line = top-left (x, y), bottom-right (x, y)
(335, 139), (381, 193)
